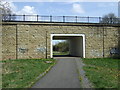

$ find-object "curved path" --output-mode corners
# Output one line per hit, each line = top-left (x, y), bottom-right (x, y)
(32, 57), (81, 88)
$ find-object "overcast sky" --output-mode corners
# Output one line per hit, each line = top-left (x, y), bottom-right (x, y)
(8, 2), (118, 17)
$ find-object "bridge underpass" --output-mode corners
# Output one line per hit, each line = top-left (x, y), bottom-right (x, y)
(51, 34), (85, 58)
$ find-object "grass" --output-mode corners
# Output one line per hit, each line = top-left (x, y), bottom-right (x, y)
(82, 58), (119, 88)
(2, 59), (56, 88)
(53, 51), (69, 55)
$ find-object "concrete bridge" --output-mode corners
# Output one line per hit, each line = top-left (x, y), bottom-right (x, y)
(1, 21), (120, 60)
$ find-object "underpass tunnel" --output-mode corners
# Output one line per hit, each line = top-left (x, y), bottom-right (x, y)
(69, 37), (83, 57)
(52, 35), (84, 58)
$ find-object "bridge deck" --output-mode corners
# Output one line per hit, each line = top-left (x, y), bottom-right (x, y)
(2, 21), (120, 27)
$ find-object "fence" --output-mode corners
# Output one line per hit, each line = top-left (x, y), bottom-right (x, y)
(2, 14), (120, 24)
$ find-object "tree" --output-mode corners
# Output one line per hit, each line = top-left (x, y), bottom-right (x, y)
(100, 13), (120, 24)
(53, 41), (69, 52)
(0, 0), (16, 21)
(0, 0), (11, 14)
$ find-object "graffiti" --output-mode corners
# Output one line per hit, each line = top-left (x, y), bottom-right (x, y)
(19, 48), (28, 53)
(36, 47), (46, 54)
(110, 48), (120, 55)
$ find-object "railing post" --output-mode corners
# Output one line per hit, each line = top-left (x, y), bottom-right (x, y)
(99, 17), (101, 23)
(50, 15), (52, 22)
(9, 14), (11, 21)
(75, 16), (77, 23)
(110, 17), (112, 24)
(119, 18), (120, 24)
(23, 15), (25, 21)
(88, 16), (89, 23)
(37, 15), (38, 21)
(63, 16), (65, 22)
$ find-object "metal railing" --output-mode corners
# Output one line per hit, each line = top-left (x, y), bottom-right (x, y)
(2, 14), (120, 24)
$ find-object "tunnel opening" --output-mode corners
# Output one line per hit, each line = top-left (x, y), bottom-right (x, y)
(50, 34), (85, 58)
(52, 40), (70, 57)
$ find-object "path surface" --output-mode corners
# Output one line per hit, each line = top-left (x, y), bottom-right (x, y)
(32, 57), (81, 88)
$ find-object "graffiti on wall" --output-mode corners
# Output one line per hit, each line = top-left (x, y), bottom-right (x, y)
(36, 46), (46, 54)
(110, 48), (120, 55)
(19, 48), (28, 54)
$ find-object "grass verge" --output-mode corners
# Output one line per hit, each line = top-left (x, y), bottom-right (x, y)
(2, 59), (56, 88)
(53, 51), (69, 55)
(82, 58), (119, 88)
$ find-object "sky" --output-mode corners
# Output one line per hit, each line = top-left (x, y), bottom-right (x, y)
(7, 2), (119, 17)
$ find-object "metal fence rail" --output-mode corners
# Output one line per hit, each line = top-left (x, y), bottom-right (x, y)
(2, 14), (120, 24)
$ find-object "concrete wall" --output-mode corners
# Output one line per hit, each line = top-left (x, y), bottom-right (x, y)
(1, 22), (120, 60)
(69, 37), (83, 57)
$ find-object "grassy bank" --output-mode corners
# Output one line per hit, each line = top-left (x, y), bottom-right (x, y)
(82, 58), (119, 88)
(2, 59), (56, 88)
(53, 51), (69, 55)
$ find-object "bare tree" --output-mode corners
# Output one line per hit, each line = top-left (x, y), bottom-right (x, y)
(0, 0), (11, 14)
(0, 0), (16, 21)
(100, 13), (120, 24)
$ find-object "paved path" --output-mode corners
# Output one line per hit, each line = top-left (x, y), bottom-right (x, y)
(32, 57), (81, 88)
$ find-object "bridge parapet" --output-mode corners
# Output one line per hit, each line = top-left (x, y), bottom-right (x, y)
(2, 15), (120, 24)
(2, 21), (120, 27)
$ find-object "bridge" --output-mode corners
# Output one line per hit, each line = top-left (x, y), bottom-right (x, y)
(1, 15), (120, 60)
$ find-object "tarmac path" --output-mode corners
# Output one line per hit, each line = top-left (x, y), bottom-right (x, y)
(32, 57), (81, 88)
